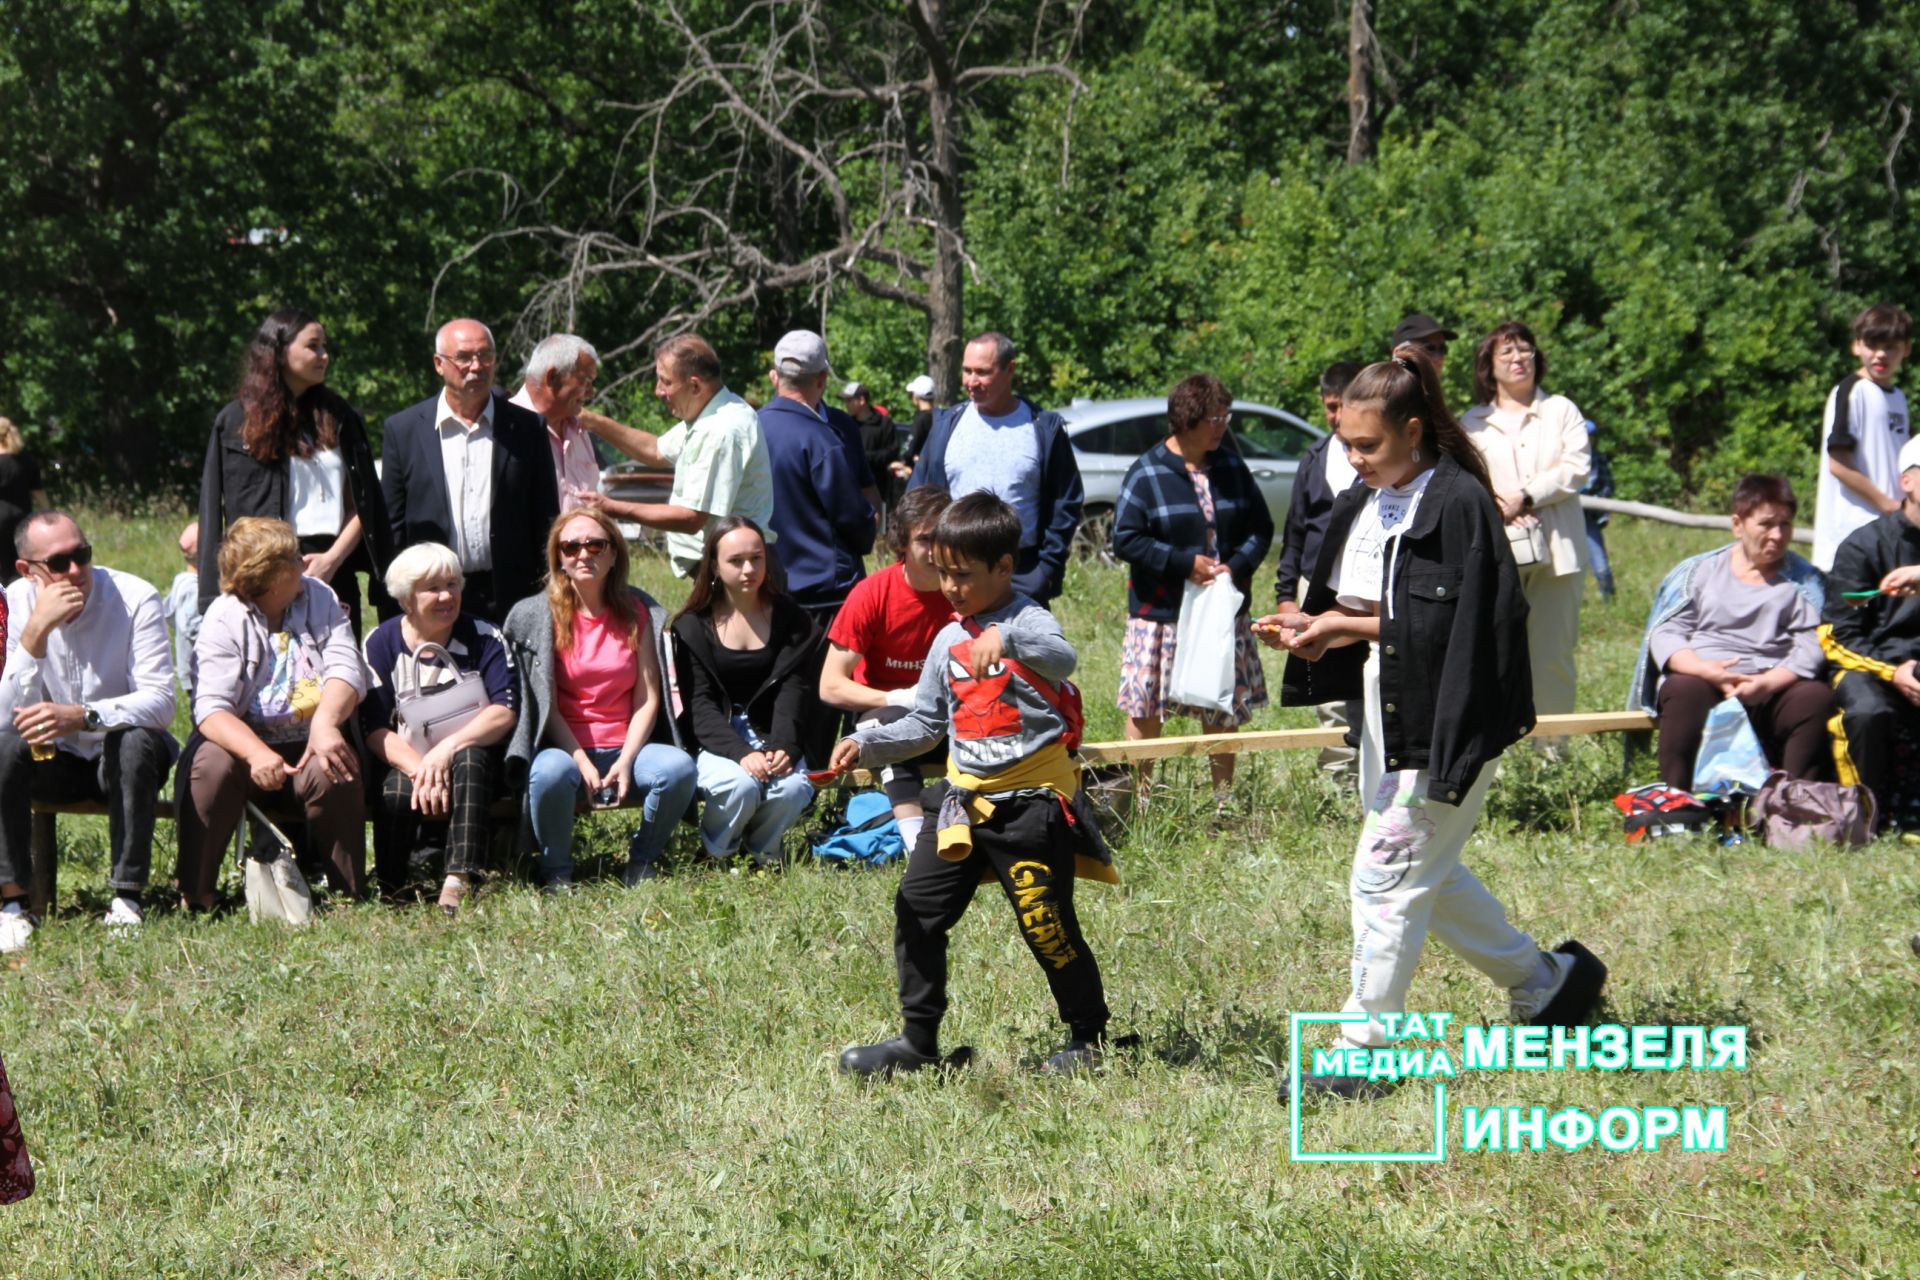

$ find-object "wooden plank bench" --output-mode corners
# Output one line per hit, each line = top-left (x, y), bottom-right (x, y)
(28, 712), (1659, 913)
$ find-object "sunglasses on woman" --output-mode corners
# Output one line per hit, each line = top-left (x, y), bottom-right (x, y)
(24, 544), (93, 573)
(558, 537), (612, 559)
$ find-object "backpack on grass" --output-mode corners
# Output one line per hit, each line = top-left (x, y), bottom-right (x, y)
(811, 792), (906, 868)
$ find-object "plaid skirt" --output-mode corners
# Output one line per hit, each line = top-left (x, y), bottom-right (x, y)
(1116, 611), (1269, 729)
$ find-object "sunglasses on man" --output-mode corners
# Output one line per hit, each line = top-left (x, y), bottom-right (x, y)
(24, 544), (93, 574)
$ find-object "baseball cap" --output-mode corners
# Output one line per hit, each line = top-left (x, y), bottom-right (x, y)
(1899, 436), (1920, 474)
(905, 374), (936, 398)
(839, 381), (867, 398)
(773, 330), (831, 378)
(1391, 313), (1459, 347)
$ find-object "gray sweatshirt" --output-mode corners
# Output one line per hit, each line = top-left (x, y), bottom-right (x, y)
(851, 596), (1076, 778)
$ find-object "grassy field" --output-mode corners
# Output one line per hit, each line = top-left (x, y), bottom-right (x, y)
(3, 509), (1918, 1278)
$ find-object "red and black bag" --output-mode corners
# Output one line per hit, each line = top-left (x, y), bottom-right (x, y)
(1614, 783), (1713, 843)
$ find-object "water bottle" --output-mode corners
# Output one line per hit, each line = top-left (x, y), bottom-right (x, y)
(16, 671), (54, 762)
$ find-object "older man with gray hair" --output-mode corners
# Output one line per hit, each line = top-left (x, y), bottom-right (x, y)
(512, 333), (603, 507)
(381, 316), (560, 623)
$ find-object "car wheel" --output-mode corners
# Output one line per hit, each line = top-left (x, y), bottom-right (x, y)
(1072, 504), (1117, 566)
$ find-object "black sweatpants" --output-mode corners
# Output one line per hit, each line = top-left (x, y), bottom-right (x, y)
(1832, 668), (1920, 822)
(894, 790), (1109, 1052)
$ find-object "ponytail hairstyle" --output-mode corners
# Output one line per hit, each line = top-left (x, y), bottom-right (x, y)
(234, 307), (342, 463)
(1341, 344), (1494, 497)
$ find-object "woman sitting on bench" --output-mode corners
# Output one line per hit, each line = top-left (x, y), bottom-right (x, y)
(361, 542), (517, 915)
(503, 509), (696, 891)
(175, 517), (367, 910)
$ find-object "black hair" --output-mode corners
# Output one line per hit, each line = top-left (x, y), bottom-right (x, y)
(885, 486), (951, 559)
(932, 492), (1020, 568)
(1319, 361), (1362, 397)
(1854, 303), (1913, 347)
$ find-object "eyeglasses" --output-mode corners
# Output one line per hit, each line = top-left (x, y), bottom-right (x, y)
(558, 538), (612, 559)
(435, 349), (497, 368)
(25, 544), (92, 573)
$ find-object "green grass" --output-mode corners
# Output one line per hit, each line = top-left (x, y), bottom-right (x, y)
(5, 511), (1918, 1278)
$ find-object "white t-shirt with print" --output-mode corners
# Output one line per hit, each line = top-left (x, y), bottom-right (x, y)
(1329, 470), (1433, 611)
(1813, 377), (1910, 571)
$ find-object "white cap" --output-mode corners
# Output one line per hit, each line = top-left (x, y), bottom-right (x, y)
(905, 374), (936, 398)
(840, 381), (866, 398)
(1901, 436), (1920, 474)
(773, 330), (831, 378)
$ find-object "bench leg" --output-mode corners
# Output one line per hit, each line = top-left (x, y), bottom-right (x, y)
(29, 812), (57, 919)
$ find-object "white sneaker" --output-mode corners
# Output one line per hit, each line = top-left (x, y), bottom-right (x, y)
(102, 896), (144, 936)
(1508, 950), (1574, 1022)
(0, 904), (35, 953)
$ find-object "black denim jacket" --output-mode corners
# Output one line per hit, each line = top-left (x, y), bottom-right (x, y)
(1280, 453), (1535, 802)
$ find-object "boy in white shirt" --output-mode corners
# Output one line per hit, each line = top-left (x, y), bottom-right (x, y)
(1813, 303), (1912, 571)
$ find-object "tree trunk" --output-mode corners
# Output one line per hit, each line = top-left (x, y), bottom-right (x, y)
(1346, 0), (1374, 165)
(917, 0), (965, 401)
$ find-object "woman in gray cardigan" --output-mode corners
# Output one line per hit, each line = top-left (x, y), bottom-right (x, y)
(502, 509), (696, 887)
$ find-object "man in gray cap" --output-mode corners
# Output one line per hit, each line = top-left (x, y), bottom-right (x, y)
(761, 332), (878, 620)
(1390, 313), (1459, 374)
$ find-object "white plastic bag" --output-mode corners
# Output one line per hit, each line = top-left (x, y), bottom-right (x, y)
(1167, 575), (1244, 714)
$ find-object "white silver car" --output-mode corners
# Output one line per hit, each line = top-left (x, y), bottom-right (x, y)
(1058, 397), (1325, 557)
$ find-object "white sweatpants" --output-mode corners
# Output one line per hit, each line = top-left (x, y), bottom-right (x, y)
(1339, 646), (1544, 1048)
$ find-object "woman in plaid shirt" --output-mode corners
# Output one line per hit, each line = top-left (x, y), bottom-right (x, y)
(1111, 374), (1274, 804)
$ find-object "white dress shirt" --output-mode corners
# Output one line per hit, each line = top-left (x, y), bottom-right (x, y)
(436, 390), (495, 572)
(0, 567), (178, 762)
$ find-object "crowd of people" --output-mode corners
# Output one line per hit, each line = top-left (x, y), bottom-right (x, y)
(0, 297), (1915, 1088)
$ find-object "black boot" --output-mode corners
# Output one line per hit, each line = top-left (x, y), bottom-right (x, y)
(839, 1036), (945, 1079)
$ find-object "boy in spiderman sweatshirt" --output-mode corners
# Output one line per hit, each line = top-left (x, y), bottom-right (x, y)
(829, 492), (1118, 1077)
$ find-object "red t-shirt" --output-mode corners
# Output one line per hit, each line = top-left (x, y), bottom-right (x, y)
(827, 562), (952, 692)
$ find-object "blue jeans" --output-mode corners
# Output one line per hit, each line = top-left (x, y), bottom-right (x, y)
(528, 743), (697, 884)
(695, 715), (815, 863)
(1584, 512), (1616, 599)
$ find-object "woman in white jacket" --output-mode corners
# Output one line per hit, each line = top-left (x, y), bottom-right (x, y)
(1462, 322), (1591, 716)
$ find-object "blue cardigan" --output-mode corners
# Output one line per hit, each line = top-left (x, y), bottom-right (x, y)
(1112, 440), (1273, 621)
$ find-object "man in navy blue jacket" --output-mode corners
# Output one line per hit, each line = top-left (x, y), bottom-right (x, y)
(759, 331), (877, 621)
(906, 333), (1082, 605)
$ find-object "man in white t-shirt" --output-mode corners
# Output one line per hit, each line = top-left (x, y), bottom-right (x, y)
(905, 332), (1083, 604)
(1813, 303), (1912, 571)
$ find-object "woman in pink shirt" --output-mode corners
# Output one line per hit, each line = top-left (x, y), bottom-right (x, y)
(503, 508), (696, 890)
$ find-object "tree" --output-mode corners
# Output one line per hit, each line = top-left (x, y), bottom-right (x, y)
(458, 0), (1088, 400)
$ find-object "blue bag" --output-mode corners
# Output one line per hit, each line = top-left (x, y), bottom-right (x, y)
(810, 791), (905, 867)
(1691, 695), (1772, 792)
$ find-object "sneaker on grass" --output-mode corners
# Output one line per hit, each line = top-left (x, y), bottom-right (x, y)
(0, 902), (36, 953)
(102, 896), (143, 935)
(1509, 940), (1608, 1026)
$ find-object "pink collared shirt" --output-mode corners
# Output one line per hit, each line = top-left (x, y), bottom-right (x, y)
(511, 385), (601, 508)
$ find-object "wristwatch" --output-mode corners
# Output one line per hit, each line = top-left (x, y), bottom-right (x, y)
(82, 705), (102, 731)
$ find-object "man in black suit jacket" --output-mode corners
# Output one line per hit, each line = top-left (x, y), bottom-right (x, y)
(380, 318), (560, 624)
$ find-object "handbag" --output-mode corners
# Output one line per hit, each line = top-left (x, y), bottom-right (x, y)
(0, 1053), (32, 1205)
(1506, 517), (1550, 567)
(1749, 771), (1876, 849)
(392, 641), (490, 754)
(241, 803), (313, 926)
